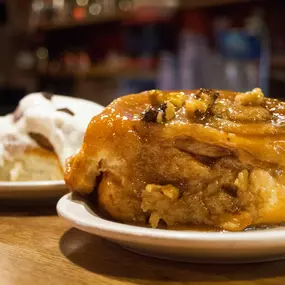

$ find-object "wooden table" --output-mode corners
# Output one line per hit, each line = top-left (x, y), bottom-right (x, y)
(1, 203), (285, 285)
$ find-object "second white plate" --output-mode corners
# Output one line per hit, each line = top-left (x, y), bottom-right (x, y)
(0, 180), (67, 199)
(57, 193), (285, 264)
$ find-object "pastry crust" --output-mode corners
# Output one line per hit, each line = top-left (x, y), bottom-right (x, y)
(0, 116), (63, 181)
(0, 147), (63, 181)
(65, 89), (285, 231)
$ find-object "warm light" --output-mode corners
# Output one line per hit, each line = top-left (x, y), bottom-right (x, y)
(32, 0), (44, 12)
(36, 47), (48, 60)
(164, 0), (179, 8)
(88, 3), (102, 15)
(53, 0), (65, 8)
(76, 0), (89, 6)
(118, 0), (132, 11)
(73, 7), (86, 19)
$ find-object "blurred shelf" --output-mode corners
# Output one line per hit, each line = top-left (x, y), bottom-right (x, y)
(34, 0), (260, 32)
(180, 0), (257, 8)
(39, 67), (157, 81)
(36, 12), (128, 31)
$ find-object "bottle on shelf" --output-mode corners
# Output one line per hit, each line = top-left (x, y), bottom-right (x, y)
(215, 8), (269, 93)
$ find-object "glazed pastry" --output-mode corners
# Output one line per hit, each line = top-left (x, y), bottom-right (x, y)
(0, 92), (103, 181)
(65, 88), (285, 231)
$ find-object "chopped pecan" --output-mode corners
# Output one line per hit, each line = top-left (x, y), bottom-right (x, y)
(234, 169), (249, 192)
(164, 102), (175, 121)
(145, 184), (180, 200)
(142, 106), (159, 123)
(185, 99), (208, 118)
(186, 89), (220, 118)
(142, 102), (175, 123)
(167, 92), (187, 108)
(156, 111), (164, 123)
(148, 90), (187, 108)
(148, 90), (165, 105)
(235, 88), (264, 106)
(149, 212), (161, 228)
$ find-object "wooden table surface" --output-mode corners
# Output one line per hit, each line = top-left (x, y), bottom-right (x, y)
(1, 203), (285, 285)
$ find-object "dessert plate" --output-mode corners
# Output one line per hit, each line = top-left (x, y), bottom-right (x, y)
(57, 193), (285, 264)
(0, 180), (67, 199)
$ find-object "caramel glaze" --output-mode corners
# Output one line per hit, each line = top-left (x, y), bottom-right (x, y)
(65, 89), (285, 231)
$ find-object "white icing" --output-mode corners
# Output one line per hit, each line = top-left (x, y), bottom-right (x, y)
(0, 93), (104, 169)
(0, 114), (37, 165)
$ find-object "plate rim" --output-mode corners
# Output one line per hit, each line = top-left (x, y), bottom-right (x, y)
(0, 180), (65, 188)
(57, 193), (285, 243)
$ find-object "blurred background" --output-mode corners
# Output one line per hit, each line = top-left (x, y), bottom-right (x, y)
(0, 0), (285, 114)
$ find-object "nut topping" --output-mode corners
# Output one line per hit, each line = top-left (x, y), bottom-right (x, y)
(149, 212), (161, 228)
(142, 102), (175, 123)
(235, 88), (264, 106)
(186, 89), (219, 118)
(234, 169), (249, 192)
(145, 184), (180, 200)
(185, 99), (208, 117)
(143, 90), (189, 123)
(148, 90), (164, 105)
(164, 101), (175, 121)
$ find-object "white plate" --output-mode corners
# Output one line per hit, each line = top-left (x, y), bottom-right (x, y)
(0, 180), (68, 199)
(57, 193), (285, 264)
